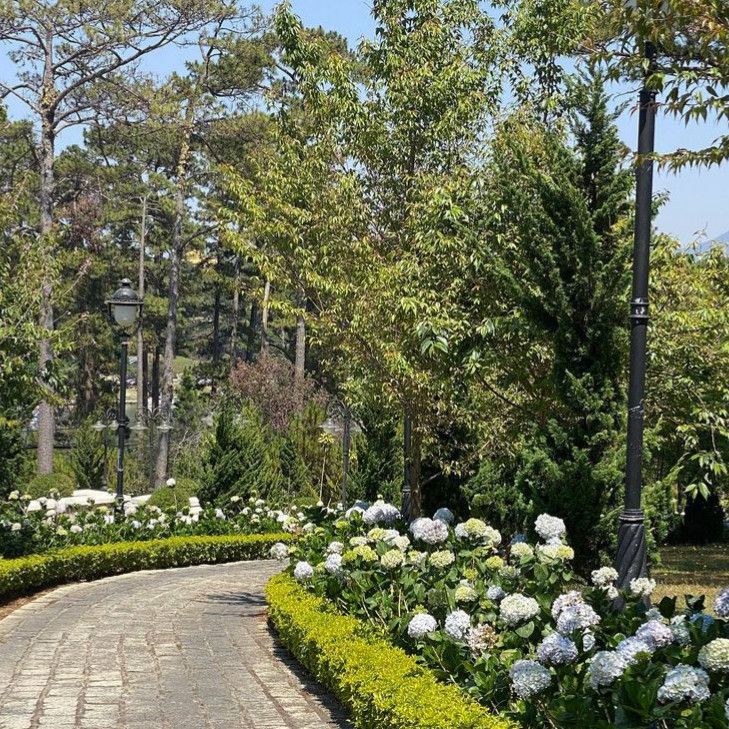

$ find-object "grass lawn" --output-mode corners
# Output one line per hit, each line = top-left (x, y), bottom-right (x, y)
(654, 543), (729, 610)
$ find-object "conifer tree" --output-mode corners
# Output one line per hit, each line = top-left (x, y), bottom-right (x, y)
(488, 72), (633, 566)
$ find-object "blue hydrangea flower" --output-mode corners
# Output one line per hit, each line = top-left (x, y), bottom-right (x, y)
(537, 633), (578, 665)
(657, 665), (710, 704)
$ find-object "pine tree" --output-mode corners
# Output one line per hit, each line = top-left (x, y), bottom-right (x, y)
(490, 72), (633, 567)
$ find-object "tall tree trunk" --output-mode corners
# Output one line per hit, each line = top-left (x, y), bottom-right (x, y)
(212, 282), (221, 389)
(36, 34), (56, 475)
(294, 289), (306, 379)
(154, 120), (192, 487)
(142, 347), (149, 414)
(245, 299), (258, 363)
(230, 258), (240, 371)
(136, 194), (147, 420)
(151, 346), (160, 414)
(260, 279), (271, 353)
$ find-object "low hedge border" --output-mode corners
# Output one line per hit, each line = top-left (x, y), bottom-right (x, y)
(266, 573), (515, 729)
(0, 533), (295, 603)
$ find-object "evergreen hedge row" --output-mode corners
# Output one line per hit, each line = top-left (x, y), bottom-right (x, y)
(0, 533), (295, 602)
(266, 573), (515, 729)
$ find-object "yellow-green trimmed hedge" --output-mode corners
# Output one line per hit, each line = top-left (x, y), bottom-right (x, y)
(266, 573), (515, 729)
(0, 534), (295, 602)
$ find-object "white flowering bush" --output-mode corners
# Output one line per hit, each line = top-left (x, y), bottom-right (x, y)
(0, 492), (323, 558)
(281, 501), (729, 728)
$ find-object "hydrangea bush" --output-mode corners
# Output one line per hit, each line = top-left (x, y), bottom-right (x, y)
(281, 500), (729, 728)
(0, 491), (325, 558)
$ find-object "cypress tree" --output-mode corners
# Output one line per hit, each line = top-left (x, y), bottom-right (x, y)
(491, 72), (633, 567)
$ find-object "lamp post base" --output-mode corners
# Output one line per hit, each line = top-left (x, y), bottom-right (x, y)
(616, 508), (647, 589)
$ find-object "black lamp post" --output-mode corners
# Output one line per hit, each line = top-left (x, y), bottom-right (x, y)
(616, 39), (658, 588)
(106, 278), (143, 513)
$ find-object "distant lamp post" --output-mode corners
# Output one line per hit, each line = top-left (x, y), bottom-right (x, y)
(106, 278), (143, 512)
(617, 14), (660, 588)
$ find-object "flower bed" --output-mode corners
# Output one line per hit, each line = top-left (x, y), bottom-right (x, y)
(0, 533), (295, 603)
(266, 572), (513, 729)
(0, 490), (313, 558)
(272, 501), (729, 728)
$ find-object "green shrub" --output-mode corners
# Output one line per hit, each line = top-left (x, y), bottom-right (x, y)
(147, 477), (199, 511)
(24, 472), (75, 498)
(70, 420), (108, 491)
(266, 574), (514, 729)
(0, 533), (295, 603)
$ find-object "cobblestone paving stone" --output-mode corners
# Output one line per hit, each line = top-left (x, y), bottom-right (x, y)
(0, 561), (352, 729)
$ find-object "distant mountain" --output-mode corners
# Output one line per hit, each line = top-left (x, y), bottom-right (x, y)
(717, 230), (729, 243)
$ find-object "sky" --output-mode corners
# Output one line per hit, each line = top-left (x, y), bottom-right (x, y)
(3, 0), (727, 243)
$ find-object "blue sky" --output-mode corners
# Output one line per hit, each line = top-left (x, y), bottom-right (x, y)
(3, 0), (726, 243)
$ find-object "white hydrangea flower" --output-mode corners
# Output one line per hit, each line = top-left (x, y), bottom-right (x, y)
(537, 633), (578, 665)
(70, 524), (83, 534)
(587, 651), (628, 689)
(714, 587), (729, 618)
(325, 553), (344, 575)
(230, 495), (241, 503)
(327, 541), (344, 554)
(467, 624), (497, 657)
(8, 490), (19, 500)
(616, 637), (653, 664)
(534, 514), (566, 543)
(349, 536), (368, 547)
(487, 585), (506, 603)
(699, 639), (729, 673)
(433, 507), (454, 524)
(408, 613), (438, 639)
(408, 550), (427, 568)
(536, 543), (574, 562)
(381, 528), (401, 544)
(131, 520), (141, 529)
(453, 519), (501, 548)
(166, 477), (176, 487)
(591, 566), (619, 588)
(670, 615), (691, 646)
(551, 591), (585, 620)
(269, 542), (290, 561)
(630, 577), (657, 598)
(362, 500), (400, 525)
(500, 594), (539, 627)
(509, 660), (551, 699)
(293, 561), (314, 581)
(658, 665), (711, 704)
(635, 620), (674, 651)
(409, 517), (449, 545)
(510, 542), (534, 560)
(10, 522), (21, 532)
(429, 550), (455, 568)
(455, 582), (477, 603)
(444, 610), (471, 641)
(392, 535), (410, 551)
(380, 549), (405, 570)
(556, 604), (601, 635)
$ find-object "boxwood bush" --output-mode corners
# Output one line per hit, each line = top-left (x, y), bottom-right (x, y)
(0, 533), (294, 602)
(266, 573), (514, 729)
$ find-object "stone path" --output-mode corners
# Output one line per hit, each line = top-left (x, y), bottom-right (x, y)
(0, 561), (351, 729)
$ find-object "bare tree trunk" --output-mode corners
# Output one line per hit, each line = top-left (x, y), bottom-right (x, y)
(245, 299), (258, 363)
(154, 120), (192, 487)
(142, 348), (149, 414)
(260, 279), (271, 353)
(136, 194), (147, 420)
(294, 290), (306, 379)
(402, 414), (422, 520)
(230, 258), (240, 371)
(151, 346), (160, 414)
(36, 34), (56, 475)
